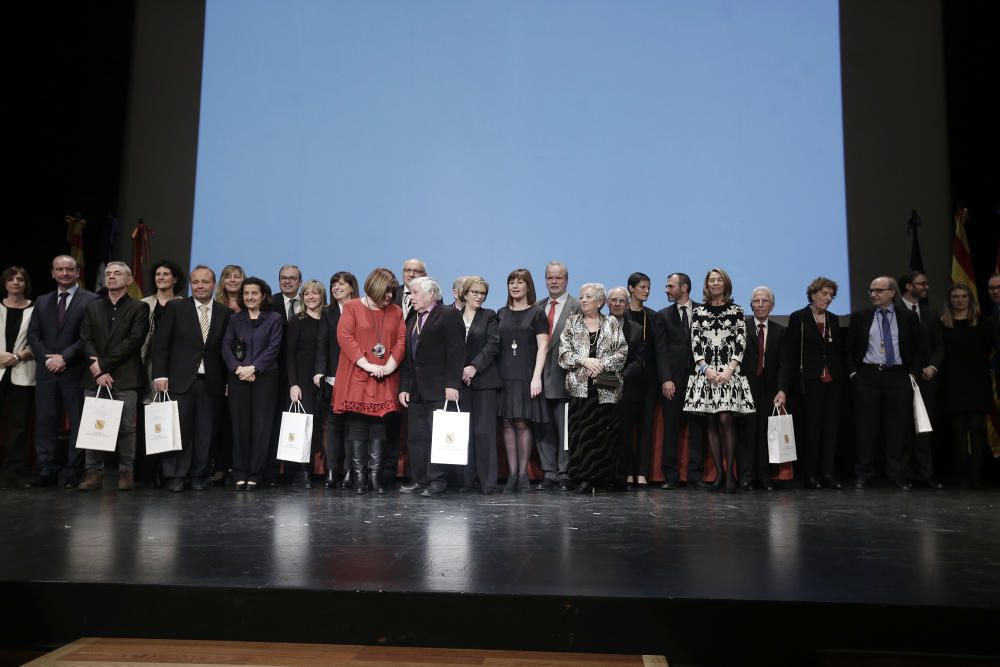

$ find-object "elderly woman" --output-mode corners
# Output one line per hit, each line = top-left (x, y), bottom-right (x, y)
(316, 271), (359, 489)
(0, 266), (36, 486)
(497, 268), (549, 492)
(607, 286), (646, 490)
(215, 264), (245, 313)
(558, 283), (626, 493)
(333, 268), (406, 495)
(459, 276), (501, 494)
(285, 279), (327, 488)
(683, 268), (755, 493)
(222, 277), (283, 490)
(785, 277), (844, 490)
(939, 283), (994, 488)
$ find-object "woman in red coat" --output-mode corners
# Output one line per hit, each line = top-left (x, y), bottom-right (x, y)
(332, 268), (406, 494)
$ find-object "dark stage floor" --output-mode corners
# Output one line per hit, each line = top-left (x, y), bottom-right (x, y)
(2, 483), (998, 663)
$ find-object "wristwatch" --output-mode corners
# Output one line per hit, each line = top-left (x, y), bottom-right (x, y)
(12, 353), (21, 364)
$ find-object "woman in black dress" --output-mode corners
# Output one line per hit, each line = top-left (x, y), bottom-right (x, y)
(785, 277), (845, 490)
(939, 283), (995, 488)
(316, 271), (359, 489)
(0, 266), (35, 486)
(459, 276), (501, 494)
(559, 283), (626, 493)
(286, 279), (328, 488)
(623, 271), (657, 488)
(496, 268), (549, 492)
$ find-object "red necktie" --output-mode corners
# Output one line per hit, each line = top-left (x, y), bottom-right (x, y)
(756, 323), (765, 377)
(547, 299), (558, 336)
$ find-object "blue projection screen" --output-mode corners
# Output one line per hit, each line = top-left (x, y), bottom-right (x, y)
(192, 0), (848, 313)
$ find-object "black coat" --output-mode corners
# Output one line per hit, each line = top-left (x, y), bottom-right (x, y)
(285, 314), (327, 391)
(151, 298), (232, 395)
(80, 294), (150, 391)
(27, 287), (101, 382)
(314, 304), (343, 378)
(785, 307), (845, 386)
(400, 305), (465, 402)
(620, 318), (645, 403)
(742, 317), (789, 401)
(653, 301), (699, 385)
(463, 308), (501, 390)
(846, 306), (925, 377)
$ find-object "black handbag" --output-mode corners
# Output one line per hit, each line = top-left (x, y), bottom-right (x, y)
(593, 371), (621, 389)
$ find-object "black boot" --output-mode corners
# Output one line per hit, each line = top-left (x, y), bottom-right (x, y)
(340, 469), (352, 490)
(368, 439), (386, 494)
(349, 440), (367, 495)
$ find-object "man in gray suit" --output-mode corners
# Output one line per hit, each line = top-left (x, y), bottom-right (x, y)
(535, 260), (580, 490)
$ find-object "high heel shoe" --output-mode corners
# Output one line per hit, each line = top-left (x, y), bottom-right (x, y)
(504, 475), (518, 493)
(637, 476), (648, 489)
(324, 470), (336, 489)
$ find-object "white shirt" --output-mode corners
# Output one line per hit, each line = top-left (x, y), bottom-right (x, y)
(901, 296), (921, 320)
(545, 292), (569, 328)
(195, 299), (213, 375)
(56, 284), (79, 311)
(281, 293), (298, 318)
(753, 317), (769, 350)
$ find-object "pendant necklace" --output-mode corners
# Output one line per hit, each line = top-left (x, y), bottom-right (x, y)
(365, 298), (388, 358)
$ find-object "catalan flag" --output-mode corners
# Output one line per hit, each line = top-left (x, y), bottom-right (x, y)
(129, 219), (151, 300)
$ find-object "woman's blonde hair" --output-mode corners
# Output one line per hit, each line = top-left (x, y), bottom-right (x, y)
(701, 267), (733, 303)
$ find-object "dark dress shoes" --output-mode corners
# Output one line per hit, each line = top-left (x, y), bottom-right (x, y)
(822, 476), (843, 490)
(806, 476), (824, 490)
(894, 480), (912, 491)
(400, 482), (425, 494)
(558, 480), (573, 491)
(167, 478), (186, 493)
(854, 479), (868, 489)
(536, 478), (557, 490)
(191, 479), (209, 491)
(421, 484), (446, 497)
(26, 475), (58, 489)
(914, 478), (944, 489)
(739, 480), (754, 492)
(661, 481), (679, 490)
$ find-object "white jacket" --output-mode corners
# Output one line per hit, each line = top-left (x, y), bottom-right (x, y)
(0, 303), (36, 386)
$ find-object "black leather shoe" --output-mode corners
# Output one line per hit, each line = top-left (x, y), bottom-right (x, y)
(739, 480), (753, 492)
(894, 481), (912, 491)
(806, 476), (823, 490)
(399, 482), (424, 494)
(26, 475), (58, 488)
(661, 481), (679, 490)
(456, 486), (469, 493)
(167, 478), (185, 493)
(694, 480), (714, 490)
(558, 480), (573, 491)
(421, 484), (446, 497)
(536, 478), (557, 490)
(762, 481), (776, 491)
(854, 479), (867, 489)
(481, 486), (496, 495)
(914, 478), (944, 489)
(191, 479), (209, 491)
(822, 475), (843, 490)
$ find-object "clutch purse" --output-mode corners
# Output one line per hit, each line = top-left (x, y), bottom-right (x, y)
(593, 371), (621, 389)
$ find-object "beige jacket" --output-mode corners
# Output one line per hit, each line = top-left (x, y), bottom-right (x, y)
(0, 303), (36, 386)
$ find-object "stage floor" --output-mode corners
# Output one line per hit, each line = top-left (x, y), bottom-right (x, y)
(2, 482), (997, 607)
(2, 483), (998, 663)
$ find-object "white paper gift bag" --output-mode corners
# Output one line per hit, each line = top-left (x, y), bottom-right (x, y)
(145, 391), (183, 455)
(430, 400), (470, 465)
(277, 400), (313, 463)
(911, 375), (933, 434)
(767, 407), (798, 463)
(76, 386), (124, 452)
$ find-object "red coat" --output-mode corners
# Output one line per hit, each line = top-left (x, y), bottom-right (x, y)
(332, 299), (406, 417)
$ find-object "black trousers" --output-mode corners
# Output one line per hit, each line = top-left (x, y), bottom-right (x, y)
(462, 387), (499, 490)
(853, 366), (912, 483)
(907, 376), (936, 481)
(0, 377), (33, 478)
(321, 382), (346, 474)
(738, 409), (772, 485)
(659, 384), (703, 483)
(161, 377), (221, 482)
(796, 379), (842, 481)
(228, 371), (279, 483)
(33, 375), (85, 480)
(407, 399), (446, 488)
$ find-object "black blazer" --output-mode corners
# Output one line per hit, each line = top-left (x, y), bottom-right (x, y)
(743, 317), (789, 399)
(394, 288), (442, 327)
(285, 314), (327, 390)
(620, 318), (645, 403)
(625, 305), (658, 385)
(785, 307), (844, 384)
(462, 308), (501, 390)
(80, 295), (150, 391)
(653, 301), (699, 385)
(915, 305), (944, 370)
(151, 298), (232, 395)
(27, 287), (100, 382)
(845, 305), (924, 376)
(400, 305), (465, 402)
(314, 304), (343, 378)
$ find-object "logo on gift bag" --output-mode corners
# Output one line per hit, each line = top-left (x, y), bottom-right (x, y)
(445, 433), (455, 444)
(784, 434), (789, 444)
(288, 433), (296, 442)
(154, 423), (162, 434)
(95, 420), (105, 431)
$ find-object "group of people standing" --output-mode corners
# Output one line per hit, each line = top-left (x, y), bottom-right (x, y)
(1, 254), (998, 494)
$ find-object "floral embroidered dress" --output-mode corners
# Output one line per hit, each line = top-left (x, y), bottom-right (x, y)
(682, 302), (755, 415)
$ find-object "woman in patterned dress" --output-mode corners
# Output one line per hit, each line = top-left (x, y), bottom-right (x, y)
(683, 268), (755, 492)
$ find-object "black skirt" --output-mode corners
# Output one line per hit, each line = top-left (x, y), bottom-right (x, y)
(498, 379), (549, 423)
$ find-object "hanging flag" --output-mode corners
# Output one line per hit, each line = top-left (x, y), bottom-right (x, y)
(65, 212), (86, 288)
(129, 219), (152, 300)
(950, 207), (978, 301)
(906, 209), (924, 272)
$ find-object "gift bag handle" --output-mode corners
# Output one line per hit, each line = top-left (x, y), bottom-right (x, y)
(770, 405), (789, 417)
(152, 390), (173, 403)
(440, 399), (463, 412)
(286, 400), (308, 414)
(96, 385), (114, 400)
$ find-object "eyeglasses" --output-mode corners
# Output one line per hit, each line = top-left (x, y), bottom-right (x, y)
(607, 298), (627, 305)
(402, 268), (424, 275)
(279, 275), (299, 282)
(868, 288), (891, 294)
(469, 290), (487, 297)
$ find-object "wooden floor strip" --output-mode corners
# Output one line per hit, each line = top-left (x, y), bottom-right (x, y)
(25, 638), (667, 667)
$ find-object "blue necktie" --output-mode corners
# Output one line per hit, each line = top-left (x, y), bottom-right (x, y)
(881, 309), (895, 365)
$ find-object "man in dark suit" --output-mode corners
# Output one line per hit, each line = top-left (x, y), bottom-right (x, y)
(654, 272), (704, 489)
(76, 261), (150, 491)
(398, 277), (465, 496)
(25, 254), (100, 488)
(152, 265), (233, 492)
(265, 264), (301, 484)
(535, 260), (581, 491)
(898, 271), (944, 488)
(739, 286), (788, 491)
(847, 275), (925, 489)
(608, 287), (645, 487)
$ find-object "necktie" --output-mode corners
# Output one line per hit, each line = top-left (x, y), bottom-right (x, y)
(680, 305), (689, 333)
(547, 299), (558, 337)
(911, 303), (920, 321)
(287, 297), (297, 319)
(413, 311), (427, 352)
(57, 291), (69, 325)
(199, 304), (210, 343)
(403, 292), (412, 319)
(756, 323), (765, 377)
(881, 309), (896, 365)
